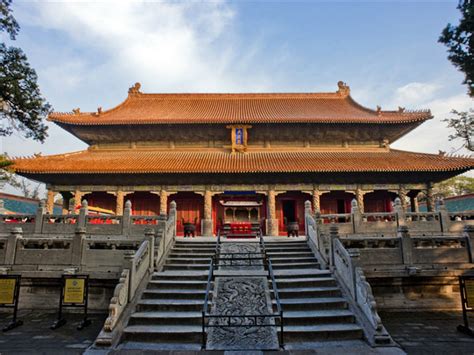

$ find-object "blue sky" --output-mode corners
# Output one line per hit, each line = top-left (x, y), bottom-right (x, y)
(1, 0), (472, 194)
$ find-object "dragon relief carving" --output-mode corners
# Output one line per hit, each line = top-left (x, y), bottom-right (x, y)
(207, 277), (278, 350)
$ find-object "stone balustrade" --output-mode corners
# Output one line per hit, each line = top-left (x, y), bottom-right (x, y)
(0, 199), (171, 237)
(313, 198), (473, 237)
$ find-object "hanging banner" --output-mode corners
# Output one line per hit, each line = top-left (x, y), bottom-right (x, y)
(0, 277), (16, 305)
(63, 277), (86, 304)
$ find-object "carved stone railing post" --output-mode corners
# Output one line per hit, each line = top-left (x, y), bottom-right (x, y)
(393, 197), (405, 227)
(351, 199), (361, 233)
(34, 200), (45, 234)
(169, 200), (177, 238)
(304, 200), (314, 236)
(78, 199), (88, 229)
(124, 251), (135, 301)
(122, 200), (132, 236)
(464, 225), (474, 263)
(436, 197), (450, 234)
(329, 224), (339, 267)
(144, 228), (155, 272)
(72, 227), (86, 266)
(399, 225), (413, 266)
(5, 227), (22, 265)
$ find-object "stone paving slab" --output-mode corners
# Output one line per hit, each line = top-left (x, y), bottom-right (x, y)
(380, 311), (474, 355)
(0, 310), (106, 355)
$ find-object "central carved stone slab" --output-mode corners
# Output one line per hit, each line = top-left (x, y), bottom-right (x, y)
(207, 242), (278, 350)
(207, 276), (279, 350)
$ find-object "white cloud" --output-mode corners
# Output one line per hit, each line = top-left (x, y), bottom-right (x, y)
(391, 82), (441, 107)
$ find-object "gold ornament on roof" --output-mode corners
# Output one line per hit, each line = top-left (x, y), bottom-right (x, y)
(376, 105), (382, 116)
(72, 108), (81, 114)
(398, 106), (405, 113)
(97, 107), (103, 115)
(336, 81), (350, 96)
(128, 82), (142, 95)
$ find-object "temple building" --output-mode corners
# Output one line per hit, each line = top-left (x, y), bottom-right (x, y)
(12, 82), (474, 236)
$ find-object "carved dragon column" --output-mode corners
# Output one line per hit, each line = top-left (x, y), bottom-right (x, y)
(46, 189), (55, 214)
(312, 189), (321, 213)
(60, 192), (73, 214)
(202, 189), (213, 236)
(398, 185), (408, 212)
(266, 189), (279, 236)
(426, 183), (435, 212)
(74, 190), (84, 210)
(356, 188), (365, 214)
(115, 190), (125, 215)
(160, 190), (168, 215)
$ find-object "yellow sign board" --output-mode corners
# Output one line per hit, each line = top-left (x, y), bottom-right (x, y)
(465, 280), (474, 309)
(63, 278), (85, 304)
(0, 278), (16, 304)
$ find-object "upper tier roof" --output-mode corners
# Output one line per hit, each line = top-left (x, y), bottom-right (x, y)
(48, 82), (432, 126)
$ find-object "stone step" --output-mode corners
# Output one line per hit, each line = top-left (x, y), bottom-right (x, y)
(278, 324), (363, 341)
(152, 271), (209, 281)
(271, 262), (320, 270)
(120, 341), (202, 351)
(264, 247), (311, 252)
(276, 297), (347, 311)
(273, 269), (332, 278)
(266, 251), (315, 258)
(123, 325), (202, 343)
(273, 277), (337, 288)
(275, 286), (341, 298)
(163, 263), (211, 271)
(170, 248), (216, 254)
(129, 311), (202, 326)
(166, 257), (212, 264)
(137, 299), (207, 312)
(269, 257), (318, 264)
(279, 310), (356, 326)
(172, 244), (216, 249)
(147, 280), (210, 289)
(141, 289), (207, 300)
(168, 252), (215, 259)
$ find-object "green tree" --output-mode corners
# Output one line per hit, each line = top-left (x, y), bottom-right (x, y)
(433, 176), (474, 198)
(439, 0), (474, 97)
(443, 109), (474, 152)
(0, 0), (50, 142)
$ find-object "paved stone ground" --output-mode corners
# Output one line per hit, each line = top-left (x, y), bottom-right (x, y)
(0, 310), (106, 355)
(379, 311), (474, 355)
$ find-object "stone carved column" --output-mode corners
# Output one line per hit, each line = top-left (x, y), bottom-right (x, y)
(160, 190), (168, 215)
(115, 190), (125, 215)
(46, 189), (55, 214)
(266, 189), (279, 236)
(74, 190), (84, 210)
(410, 194), (419, 213)
(426, 184), (435, 212)
(202, 190), (213, 236)
(312, 189), (321, 212)
(356, 188), (365, 213)
(60, 192), (72, 214)
(398, 186), (408, 212)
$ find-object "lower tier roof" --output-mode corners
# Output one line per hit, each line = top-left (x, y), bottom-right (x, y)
(12, 149), (474, 175)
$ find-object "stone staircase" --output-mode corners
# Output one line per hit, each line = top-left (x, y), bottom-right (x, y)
(119, 240), (216, 351)
(265, 240), (364, 348)
(119, 238), (365, 351)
